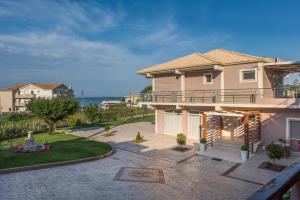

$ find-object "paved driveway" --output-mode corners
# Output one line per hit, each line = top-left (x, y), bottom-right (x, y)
(1, 122), (298, 200)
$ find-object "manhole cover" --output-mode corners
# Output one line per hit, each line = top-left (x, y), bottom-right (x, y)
(113, 167), (165, 184)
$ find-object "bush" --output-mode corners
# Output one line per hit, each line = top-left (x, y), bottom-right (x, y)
(68, 116), (81, 128)
(105, 124), (110, 131)
(200, 138), (206, 144)
(176, 133), (186, 145)
(266, 143), (284, 166)
(133, 131), (144, 143)
(241, 145), (248, 151)
(3, 112), (34, 122)
(84, 104), (98, 123)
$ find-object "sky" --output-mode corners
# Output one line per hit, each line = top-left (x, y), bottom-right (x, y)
(0, 0), (300, 97)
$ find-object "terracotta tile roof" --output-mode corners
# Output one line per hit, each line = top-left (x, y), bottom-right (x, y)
(203, 49), (271, 65)
(138, 49), (274, 74)
(137, 53), (219, 74)
(2, 83), (64, 91)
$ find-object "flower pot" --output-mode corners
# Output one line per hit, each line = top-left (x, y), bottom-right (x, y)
(200, 143), (206, 152)
(241, 150), (248, 161)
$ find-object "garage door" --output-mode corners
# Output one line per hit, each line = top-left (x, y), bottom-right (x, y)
(164, 111), (182, 136)
(188, 112), (202, 140)
(288, 119), (300, 152)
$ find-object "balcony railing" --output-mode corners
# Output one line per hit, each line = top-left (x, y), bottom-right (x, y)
(140, 86), (300, 105)
(15, 94), (36, 98)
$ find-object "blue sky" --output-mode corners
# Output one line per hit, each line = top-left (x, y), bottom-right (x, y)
(0, 0), (300, 97)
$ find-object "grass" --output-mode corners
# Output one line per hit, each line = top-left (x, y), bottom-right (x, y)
(0, 132), (112, 170)
(109, 114), (154, 126)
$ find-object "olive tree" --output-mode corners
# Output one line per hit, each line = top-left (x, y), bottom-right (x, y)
(266, 143), (284, 166)
(27, 98), (79, 133)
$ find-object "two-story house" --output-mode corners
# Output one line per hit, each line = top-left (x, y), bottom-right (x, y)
(138, 49), (300, 156)
(0, 83), (74, 112)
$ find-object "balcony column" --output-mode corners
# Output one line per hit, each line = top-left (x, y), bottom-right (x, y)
(180, 71), (185, 102)
(202, 113), (207, 139)
(257, 63), (264, 98)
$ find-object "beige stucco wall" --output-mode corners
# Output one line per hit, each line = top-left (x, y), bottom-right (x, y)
(260, 110), (300, 145)
(224, 63), (259, 89)
(185, 70), (221, 90)
(154, 73), (181, 91)
(0, 91), (14, 112)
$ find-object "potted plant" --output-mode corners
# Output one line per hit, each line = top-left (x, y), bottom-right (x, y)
(200, 138), (206, 152)
(241, 145), (248, 161)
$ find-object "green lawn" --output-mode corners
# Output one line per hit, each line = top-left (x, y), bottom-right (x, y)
(68, 114), (155, 130)
(0, 132), (112, 169)
(109, 114), (155, 126)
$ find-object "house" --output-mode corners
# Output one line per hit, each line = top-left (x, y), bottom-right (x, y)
(138, 49), (300, 156)
(124, 93), (140, 107)
(0, 83), (74, 112)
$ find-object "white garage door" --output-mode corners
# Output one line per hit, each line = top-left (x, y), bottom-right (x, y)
(188, 112), (202, 140)
(164, 111), (182, 136)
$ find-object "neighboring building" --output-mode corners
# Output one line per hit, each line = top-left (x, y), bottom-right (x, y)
(100, 100), (125, 110)
(0, 83), (74, 112)
(124, 93), (140, 107)
(138, 49), (300, 156)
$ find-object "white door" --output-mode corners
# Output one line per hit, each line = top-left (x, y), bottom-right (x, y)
(164, 111), (182, 136)
(188, 112), (202, 140)
(287, 119), (300, 152)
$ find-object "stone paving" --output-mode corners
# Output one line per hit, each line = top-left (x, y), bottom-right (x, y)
(1, 122), (299, 200)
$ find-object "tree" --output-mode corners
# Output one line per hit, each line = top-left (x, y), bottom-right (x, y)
(84, 104), (98, 123)
(141, 85), (152, 93)
(266, 143), (284, 166)
(27, 98), (79, 133)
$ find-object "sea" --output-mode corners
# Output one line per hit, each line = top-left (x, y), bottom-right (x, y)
(75, 97), (121, 108)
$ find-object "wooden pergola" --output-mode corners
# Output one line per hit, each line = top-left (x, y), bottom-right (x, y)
(201, 110), (261, 158)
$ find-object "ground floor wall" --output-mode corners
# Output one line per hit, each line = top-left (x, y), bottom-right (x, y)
(260, 110), (300, 145)
(155, 106), (300, 147)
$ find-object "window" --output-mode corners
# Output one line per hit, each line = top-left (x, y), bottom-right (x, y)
(203, 73), (213, 84)
(240, 69), (257, 82)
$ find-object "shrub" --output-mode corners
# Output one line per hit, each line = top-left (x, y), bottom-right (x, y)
(104, 124), (110, 131)
(241, 145), (248, 151)
(200, 138), (206, 144)
(84, 104), (98, 123)
(68, 116), (81, 128)
(176, 133), (186, 145)
(133, 132), (144, 143)
(266, 143), (284, 166)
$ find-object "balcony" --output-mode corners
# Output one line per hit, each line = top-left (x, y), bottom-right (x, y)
(15, 94), (36, 99)
(140, 86), (300, 108)
(15, 101), (27, 107)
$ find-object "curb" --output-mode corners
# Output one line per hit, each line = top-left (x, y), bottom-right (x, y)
(0, 146), (116, 176)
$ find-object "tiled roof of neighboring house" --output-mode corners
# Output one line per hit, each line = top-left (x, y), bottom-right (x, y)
(137, 49), (274, 74)
(1, 83), (65, 91)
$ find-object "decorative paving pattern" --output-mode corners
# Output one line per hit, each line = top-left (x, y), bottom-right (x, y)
(113, 167), (165, 184)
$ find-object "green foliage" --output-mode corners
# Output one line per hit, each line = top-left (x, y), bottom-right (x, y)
(133, 131), (144, 143)
(104, 124), (110, 131)
(241, 145), (248, 151)
(27, 98), (79, 133)
(141, 85), (152, 93)
(0, 127), (27, 146)
(67, 116), (81, 128)
(83, 104), (98, 123)
(176, 133), (186, 145)
(3, 112), (34, 122)
(200, 138), (206, 144)
(266, 143), (284, 165)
